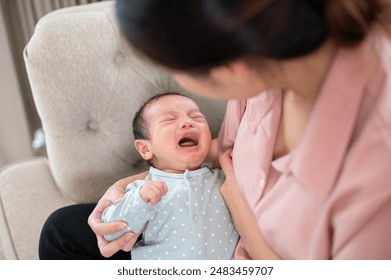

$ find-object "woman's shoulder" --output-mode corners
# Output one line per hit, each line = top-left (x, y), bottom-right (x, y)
(225, 88), (282, 120)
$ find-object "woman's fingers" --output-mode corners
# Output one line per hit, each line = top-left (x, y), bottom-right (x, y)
(97, 232), (138, 257)
(219, 148), (234, 174)
(88, 199), (126, 236)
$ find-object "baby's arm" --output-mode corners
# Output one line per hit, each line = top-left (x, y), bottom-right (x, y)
(102, 180), (167, 242)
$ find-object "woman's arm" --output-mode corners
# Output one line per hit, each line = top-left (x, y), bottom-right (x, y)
(219, 149), (281, 260)
(87, 171), (148, 257)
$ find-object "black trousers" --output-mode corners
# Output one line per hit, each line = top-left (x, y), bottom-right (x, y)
(39, 204), (132, 260)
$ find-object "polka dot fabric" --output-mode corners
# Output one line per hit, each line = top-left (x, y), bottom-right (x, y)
(102, 166), (239, 259)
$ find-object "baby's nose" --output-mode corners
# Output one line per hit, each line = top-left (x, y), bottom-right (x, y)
(180, 118), (195, 128)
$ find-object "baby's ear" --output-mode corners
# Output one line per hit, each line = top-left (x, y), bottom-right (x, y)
(134, 139), (153, 160)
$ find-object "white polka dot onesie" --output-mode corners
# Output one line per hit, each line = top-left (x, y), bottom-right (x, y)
(102, 166), (239, 260)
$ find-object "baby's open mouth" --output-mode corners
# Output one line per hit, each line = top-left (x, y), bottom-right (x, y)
(178, 136), (199, 147)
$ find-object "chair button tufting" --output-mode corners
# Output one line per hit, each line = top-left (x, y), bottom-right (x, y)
(87, 120), (99, 131)
(114, 53), (125, 65)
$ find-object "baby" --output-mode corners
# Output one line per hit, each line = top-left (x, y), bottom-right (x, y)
(102, 92), (238, 260)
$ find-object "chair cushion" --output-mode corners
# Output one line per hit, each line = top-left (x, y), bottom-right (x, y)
(0, 158), (70, 259)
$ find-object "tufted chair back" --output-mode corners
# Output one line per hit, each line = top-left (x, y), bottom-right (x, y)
(24, 1), (226, 203)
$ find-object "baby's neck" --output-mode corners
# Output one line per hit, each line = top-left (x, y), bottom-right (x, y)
(156, 166), (203, 174)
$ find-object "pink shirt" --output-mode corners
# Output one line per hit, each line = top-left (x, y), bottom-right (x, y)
(219, 34), (391, 259)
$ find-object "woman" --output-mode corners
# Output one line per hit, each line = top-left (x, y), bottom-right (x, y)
(40, 0), (391, 259)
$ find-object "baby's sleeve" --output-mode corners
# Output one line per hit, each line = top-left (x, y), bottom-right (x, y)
(102, 180), (156, 241)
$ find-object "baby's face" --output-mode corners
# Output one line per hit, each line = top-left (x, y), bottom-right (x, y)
(144, 95), (212, 172)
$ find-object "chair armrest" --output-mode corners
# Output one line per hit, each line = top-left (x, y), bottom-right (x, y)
(0, 157), (72, 259)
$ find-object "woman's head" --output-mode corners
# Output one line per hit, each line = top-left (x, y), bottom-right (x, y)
(117, 0), (326, 72)
(116, 0), (391, 99)
(117, 0), (391, 71)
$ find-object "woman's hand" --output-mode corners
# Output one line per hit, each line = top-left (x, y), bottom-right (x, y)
(206, 138), (221, 168)
(219, 149), (281, 260)
(87, 172), (147, 258)
(219, 149), (242, 206)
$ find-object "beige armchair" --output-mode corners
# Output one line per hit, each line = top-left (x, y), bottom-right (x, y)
(0, 1), (226, 259)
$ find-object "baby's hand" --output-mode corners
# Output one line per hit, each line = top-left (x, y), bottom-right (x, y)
(140, 180), (168, 206)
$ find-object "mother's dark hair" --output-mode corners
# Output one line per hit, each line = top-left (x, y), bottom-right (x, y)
(116, 0), (391, 72)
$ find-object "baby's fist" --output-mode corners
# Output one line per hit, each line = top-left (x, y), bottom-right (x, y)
(140, 180), (168, 206)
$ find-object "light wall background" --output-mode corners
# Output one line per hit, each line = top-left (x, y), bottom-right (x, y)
(0, 0), (107, 168)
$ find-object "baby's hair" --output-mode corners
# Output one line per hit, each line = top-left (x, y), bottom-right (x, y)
(132, 92), (186, 140)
